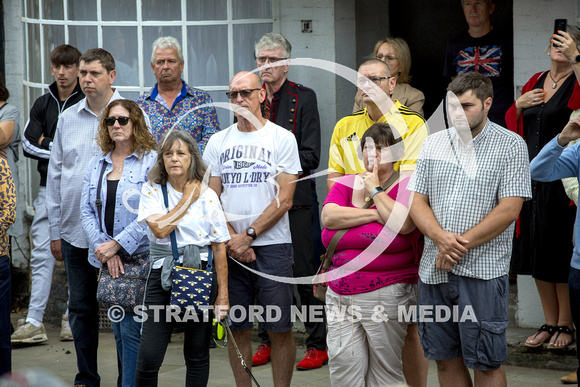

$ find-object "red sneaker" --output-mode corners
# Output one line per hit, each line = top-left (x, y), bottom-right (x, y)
(295, 348), (328, 370)
(252, 343), (271, 366)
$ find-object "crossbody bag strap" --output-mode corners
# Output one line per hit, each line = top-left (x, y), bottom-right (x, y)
(95, 161), (108, 232)
(324, 171), (400, 269)
(161, 184), (180, 262)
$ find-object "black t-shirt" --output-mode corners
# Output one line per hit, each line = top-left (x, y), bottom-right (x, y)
(444, 28), (514, 127)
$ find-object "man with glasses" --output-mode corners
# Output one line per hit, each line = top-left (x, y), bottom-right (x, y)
(326, 58), (429, 386)
(137, 36), (220, 151)
(14, 45), (85, 346)
(444, 0), (513, 127)
(251, 32), (327, 371)
(327, 59), (427, 191)
(204, 71), (301, 387)
(46, 48), (123, 387)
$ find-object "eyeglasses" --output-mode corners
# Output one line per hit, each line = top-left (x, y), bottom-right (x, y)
(356, 76), (390, 88)
(256, 56), (288, 65)
(226, 88), (261, 100)
(375, 54), (397, 62)
(104, 116), (131, 126)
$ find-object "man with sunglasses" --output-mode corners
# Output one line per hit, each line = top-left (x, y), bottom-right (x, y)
(137, 36), (220, 151)
(251, 32), (328, 371)
(326, 58), (429, 387)
(204, 71), (301, 387)
(46, 48), (123, 387)
(13, 45), (85, 346)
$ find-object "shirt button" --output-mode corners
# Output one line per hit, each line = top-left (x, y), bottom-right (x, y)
(290, 108), (295, 113)
(289, 119), (293, 123)
(292, 99), (296, 103)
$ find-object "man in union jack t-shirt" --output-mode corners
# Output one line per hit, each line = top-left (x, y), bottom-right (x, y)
(444, 0), (513, 127)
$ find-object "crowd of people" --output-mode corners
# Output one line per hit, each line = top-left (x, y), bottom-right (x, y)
(2, 0), (580, 386)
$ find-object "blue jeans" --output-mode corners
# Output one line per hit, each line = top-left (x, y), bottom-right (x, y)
(568, 267), (580, 374)
(62, 239), (100, 386)
(112, 312), (142, 387)
(0, 256), (10, 376)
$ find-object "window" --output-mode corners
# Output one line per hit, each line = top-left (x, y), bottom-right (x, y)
(22, 0), (277, 126)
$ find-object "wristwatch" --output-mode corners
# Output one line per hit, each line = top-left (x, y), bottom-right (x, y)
(370, 186), (384, 199)
(571, 54), (580, 64)
(245, 226), (257, 240)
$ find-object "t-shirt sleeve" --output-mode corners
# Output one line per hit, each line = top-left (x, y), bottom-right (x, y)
(443, 40), (458, 78)
(276, 131), (302, 175)
(202, 188), (230, 243)
(323, 175), (354, 208)
(498, 136), (532, 200)
(328, 121), (346, 175)
(407, 138), (430, 195)
(137, 182), (167, 224)
(202, 135), (222, 177)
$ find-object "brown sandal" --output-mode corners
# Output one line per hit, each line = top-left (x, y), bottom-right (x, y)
(524, 324), (557, 347)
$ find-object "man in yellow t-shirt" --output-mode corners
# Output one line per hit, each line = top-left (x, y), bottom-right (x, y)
(326, 59), (427, 192)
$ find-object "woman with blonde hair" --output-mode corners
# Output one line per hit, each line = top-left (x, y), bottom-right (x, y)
(353, 37), (425, 116)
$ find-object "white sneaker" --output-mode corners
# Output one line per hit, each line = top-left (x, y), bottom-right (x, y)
(11, 319), (48, 344)
(60, 314), (73, 341)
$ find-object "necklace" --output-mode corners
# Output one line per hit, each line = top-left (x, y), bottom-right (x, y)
(549, 70), (572, 89)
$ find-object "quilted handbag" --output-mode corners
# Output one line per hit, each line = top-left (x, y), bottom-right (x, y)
(97, 251), (150, 310)
(162, 184), (213, 314)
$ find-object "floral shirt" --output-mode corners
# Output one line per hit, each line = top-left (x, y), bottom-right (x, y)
(0, 158), (16, 256)
(136, 81), (220, 153)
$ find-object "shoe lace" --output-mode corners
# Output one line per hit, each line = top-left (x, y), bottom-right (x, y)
(256, 343), (269, 354)
(305, 348), (317, 358)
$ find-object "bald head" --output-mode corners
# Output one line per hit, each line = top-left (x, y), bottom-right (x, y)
(230, 71), (262, 89)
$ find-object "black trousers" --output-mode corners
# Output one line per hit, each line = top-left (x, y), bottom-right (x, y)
(135, 268), (213, 387)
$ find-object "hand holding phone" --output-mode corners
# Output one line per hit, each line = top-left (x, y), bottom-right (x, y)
(553, 19), (568, 47)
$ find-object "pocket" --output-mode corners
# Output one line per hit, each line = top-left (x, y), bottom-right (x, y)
(477, 320), (508, 367)
(470, 170), (499, 202)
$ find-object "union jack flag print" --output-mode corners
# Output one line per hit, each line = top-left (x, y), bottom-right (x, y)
(455, 45), (502, 77)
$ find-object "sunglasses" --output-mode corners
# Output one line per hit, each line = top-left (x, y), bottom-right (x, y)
(225, 88), (261, 100)
(104, 116), (131, 126)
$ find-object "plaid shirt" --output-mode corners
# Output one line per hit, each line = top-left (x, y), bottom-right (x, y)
(136, 81), (220, 153)
(47, 90), (125, 248)
(408, 120), (531, 284)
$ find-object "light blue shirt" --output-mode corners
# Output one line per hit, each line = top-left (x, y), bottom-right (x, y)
(80, 150), (157, 268)
(47, 90), (124, 246)
(530, 135), (580, 269)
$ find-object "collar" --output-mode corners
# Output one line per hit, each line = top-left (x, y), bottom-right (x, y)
(451, 119), (491, 146)
(48, 80), (83, 102)
(148, 80), (188, 100)
(268, 78), (290, 100)
(362, 99), (403, 122)
(103, 150), (139, 164)
(75, 88), (122, 117)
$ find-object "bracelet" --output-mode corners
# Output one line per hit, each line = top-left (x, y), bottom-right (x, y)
(515, 101), (521, 110)
(370, 186), (384, 199)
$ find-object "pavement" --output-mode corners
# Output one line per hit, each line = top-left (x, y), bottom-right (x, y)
(8, 312), (579, 386)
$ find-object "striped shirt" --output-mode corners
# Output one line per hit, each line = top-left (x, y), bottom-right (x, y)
(408, 120), (532, 284)
(47, 90), (124, 248)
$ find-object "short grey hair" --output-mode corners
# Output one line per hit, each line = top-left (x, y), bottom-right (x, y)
(151, 36), (184, 64)
(254, 32), (292, 58)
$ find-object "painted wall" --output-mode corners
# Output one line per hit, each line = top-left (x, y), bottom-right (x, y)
(279, 0), (356, 204)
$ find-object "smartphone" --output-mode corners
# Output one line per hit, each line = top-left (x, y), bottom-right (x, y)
(553, 19), (568, 46)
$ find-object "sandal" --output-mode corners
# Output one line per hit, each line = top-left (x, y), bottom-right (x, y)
(524, 324), (557, 347)
(548, 326), (575, 350)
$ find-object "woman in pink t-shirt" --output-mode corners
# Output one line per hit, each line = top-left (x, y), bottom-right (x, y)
(321, 122), (423, 386)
